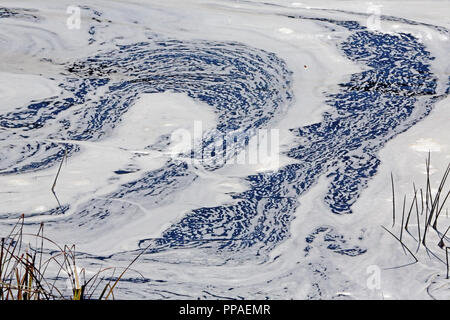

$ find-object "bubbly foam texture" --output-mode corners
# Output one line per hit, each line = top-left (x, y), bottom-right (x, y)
(0, 0), (449, 299)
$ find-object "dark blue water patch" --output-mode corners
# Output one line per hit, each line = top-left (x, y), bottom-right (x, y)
(285, 13), (364, 32)
(0, 204), (69, 220)
(113, 161), (194, 200)
(0, 141), (77, 175)
(304, 226), (366, 257)
(0, 78), (109, 131)
(114, 169), (138, 175)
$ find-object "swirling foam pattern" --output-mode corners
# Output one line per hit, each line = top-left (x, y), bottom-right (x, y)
(141, 17), (447, 258)
(0, 0), (449, 299)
